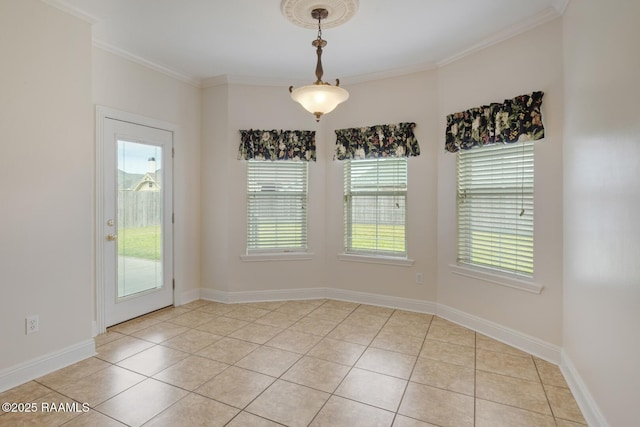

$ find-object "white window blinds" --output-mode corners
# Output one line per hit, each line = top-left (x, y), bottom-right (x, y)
(344, 158), (407, 257)
(457, 141), (534, 276)
(247, 160), (308, 253)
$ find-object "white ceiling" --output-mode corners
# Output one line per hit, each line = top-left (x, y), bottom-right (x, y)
(48, 0), (567, 86)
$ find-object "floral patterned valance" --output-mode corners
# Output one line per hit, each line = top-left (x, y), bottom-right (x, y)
(238, 129), (316, 161)
(334, 122), (420, 160)
(445, 91), (545, 153)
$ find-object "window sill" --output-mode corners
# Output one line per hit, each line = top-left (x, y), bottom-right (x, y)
(338, 253), (414, 267)
(241, 252), (314, 262)
(449, 263), (543, 294)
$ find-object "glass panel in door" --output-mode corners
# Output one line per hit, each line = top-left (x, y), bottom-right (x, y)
(117, 140), (163, 299)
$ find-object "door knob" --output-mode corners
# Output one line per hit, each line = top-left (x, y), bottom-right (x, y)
(106, 234), (118, 241)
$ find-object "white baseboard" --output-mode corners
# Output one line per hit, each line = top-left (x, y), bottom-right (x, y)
(0, 339), (96, 393)
(192, 288), (566, 361)
(176, 288), (201, 306)
(326, 288), (437, 314)
(561, 350), (609, 427)
(197, 287), (436, 314)
(437, 304), (562, 364)
(2, 289), (580, 413)
(203, 287), (327, 304)
(198, 288), (227, 303)
(192, 288), (561, 363)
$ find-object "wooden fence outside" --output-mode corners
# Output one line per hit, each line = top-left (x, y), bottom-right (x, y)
(118, 191), (162, 228)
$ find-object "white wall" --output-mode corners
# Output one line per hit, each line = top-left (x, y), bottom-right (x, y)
(436, 19), (565, 347)
(201, 82), (329, 296)
(324, 71), (440, 302)
(228, 84), (329, 293)
(199, 73), (439, 302)
(0, 0), (93, 370)
(562, 1), (640, 425)
(92, 48), (202, 304)
(8, 4), (637, 422)
(201, 84), (230, 294)
(199, 23), (565, 346)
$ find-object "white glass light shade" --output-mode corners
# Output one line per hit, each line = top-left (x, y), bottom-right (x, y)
(290, 84), (349, 121)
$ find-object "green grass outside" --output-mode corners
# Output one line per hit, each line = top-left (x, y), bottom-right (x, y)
(468, 231), (533, 274)
(250, 223), (406, 254)
(118, 226), (162, 261)
(350, 223), (405, 254)
(116, 225), (530, 273)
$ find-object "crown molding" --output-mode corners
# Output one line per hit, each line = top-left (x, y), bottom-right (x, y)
(201, 74), (310, 89)
(201, 75), (229, 88)
(437, 6), (562, 68)
(93, 40), (202, 88)
(551, 0), (570, 15)
(342, 62), (438, 85)
(44, 0), (568, 90)
(202, 62), (438, 89)
(40, 0), (100, 24)
(42, 0), (202, 87)
(202, 5), (564, 88)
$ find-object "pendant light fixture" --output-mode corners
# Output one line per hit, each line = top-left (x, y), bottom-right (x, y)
(289, 8), (349, 122)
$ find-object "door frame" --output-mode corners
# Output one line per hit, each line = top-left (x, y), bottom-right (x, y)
(95, 106), (177, 335)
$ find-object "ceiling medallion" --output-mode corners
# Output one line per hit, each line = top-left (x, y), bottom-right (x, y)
(280, 0), (359, 29)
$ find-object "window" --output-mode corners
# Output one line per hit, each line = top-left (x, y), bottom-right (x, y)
(344, 158), (407, 257)
(247, 160), (308, 253)
(457, 141), (534, 276)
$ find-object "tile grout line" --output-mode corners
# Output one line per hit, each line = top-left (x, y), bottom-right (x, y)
(474, 327), (477, 427)
(9, 299), (583, 426)
(102, 304), (237, 425)
(533, 353), (560, 425)
(289, 300), (362, 427)
(116, 303), (485, 424)
(99, 303), (431, 425)
(218, 300), (357, 426)
(116, 302), (275, 425)
(393, 312), (433, 426)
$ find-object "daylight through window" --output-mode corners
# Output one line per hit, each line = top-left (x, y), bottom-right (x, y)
(247, 161), (308, 253)
(457, 141), (534, 276)
(344, 158), (407, 257)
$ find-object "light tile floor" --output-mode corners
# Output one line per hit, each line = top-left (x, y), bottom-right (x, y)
(0, 299), (587, 426)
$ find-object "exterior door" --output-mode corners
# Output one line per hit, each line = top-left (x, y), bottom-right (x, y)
(102, 117), (173, 327)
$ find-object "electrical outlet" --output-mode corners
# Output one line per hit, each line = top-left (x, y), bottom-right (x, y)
(26, 316), (39, 334)
(415, 273), (424, 285)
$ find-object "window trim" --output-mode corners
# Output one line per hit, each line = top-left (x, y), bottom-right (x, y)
(337, 252), (414, 266)
(241, 252), (314, 262)
(449, 263), (542, 294)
